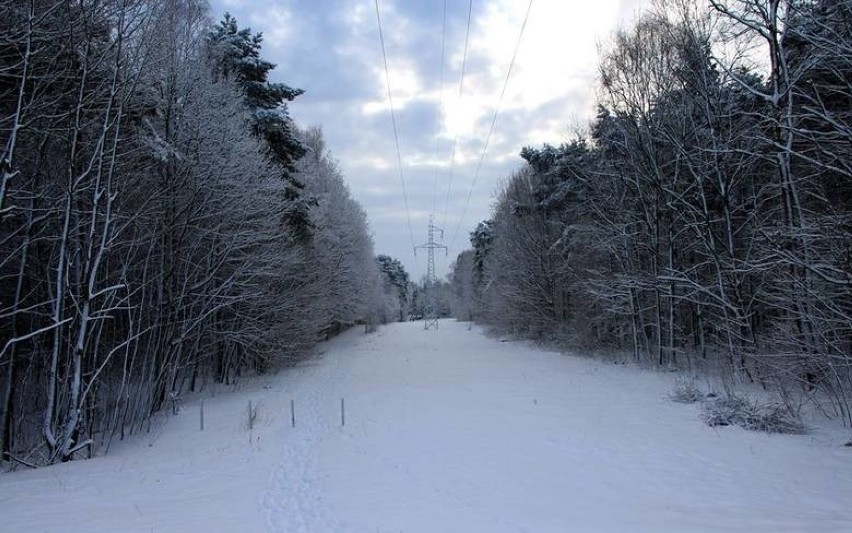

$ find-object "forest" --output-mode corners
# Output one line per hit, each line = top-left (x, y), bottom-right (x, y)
(0, 0), (408, 466)
(449, 0), (851, 424)
(2, 0), (850, 470)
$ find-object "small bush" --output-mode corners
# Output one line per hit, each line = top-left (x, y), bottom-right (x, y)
(701, 395), (750, 426)
(668, 379), (704, 403)
(701, 395), (806, 435)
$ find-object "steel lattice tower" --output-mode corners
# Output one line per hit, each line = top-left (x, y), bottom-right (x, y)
(415, 216), (446, 330)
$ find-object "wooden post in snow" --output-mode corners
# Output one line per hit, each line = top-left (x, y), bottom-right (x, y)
(247, 400), (253, 430)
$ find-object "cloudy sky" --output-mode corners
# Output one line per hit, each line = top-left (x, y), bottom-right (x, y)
(210, 0), (648, 279)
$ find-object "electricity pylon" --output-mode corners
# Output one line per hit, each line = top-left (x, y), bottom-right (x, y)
(415, 215), (446, 330)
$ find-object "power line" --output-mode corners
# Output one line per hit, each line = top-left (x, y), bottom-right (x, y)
(430, 0), (449, 218)
(441, 0), (474, 232)
(449, 0), (533, 252)
(374, 0), (416, 253)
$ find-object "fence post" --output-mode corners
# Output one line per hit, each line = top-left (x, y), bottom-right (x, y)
(290, 399), (295, 428)
(199, 399), (205, 431)
(341, 397), (345, 427)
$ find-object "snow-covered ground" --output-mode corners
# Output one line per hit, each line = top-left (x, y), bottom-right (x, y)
(2, 320), (851, 532)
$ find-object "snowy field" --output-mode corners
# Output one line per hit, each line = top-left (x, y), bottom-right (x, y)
(2, 320), (851, 532)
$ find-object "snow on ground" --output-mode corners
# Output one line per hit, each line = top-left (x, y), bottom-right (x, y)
(2, 320), (851, 532)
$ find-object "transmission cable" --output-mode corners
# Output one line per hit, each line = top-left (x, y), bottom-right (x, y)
(374, 0), (417, 253)
(449, 0), (533, 252)
(430, 0), (449, 219)
(441, 0), (474, 232)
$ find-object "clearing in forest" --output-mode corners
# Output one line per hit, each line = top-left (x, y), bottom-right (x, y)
(2, 320), (850, 532)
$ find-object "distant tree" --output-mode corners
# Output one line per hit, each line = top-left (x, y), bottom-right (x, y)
(376, 255), (410, 321)
(470, 220), (494, 282)
(448, 250), (476, 321)
(297, 127), (385, 336)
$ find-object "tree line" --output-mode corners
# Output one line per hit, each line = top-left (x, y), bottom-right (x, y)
(450, 0), (851, 424)
(0, 0), (406, 466)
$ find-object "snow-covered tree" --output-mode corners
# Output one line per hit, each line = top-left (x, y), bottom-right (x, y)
(0, 0), (388, 466)
(296, 127), (386, 336)
(450, 0), (851, 423)
(376, 255), (410, 322)
(208, 13), (312, 240)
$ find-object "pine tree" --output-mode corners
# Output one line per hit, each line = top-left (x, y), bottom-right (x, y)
(208, 13), (313, 239)
(376, 254), (410, 318)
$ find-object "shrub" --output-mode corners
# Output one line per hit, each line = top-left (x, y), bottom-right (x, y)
(668, 379), (704, 403)
(701, 395), (806, 435)
(701, 395), (750, 426)
(746, 402), (807, 435)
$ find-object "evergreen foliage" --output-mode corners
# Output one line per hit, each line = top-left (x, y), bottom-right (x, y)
(208, 13), (313, 240)
(376, 254), (411, 321)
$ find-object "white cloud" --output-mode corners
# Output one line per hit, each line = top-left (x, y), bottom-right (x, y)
(249, 6), (293, 47)
(361, 61), (432, 115)
(346, 153), (393, 171)
(460, 0), (622, 139)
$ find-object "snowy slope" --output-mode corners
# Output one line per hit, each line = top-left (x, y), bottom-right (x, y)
(2, 320), (851, 532)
